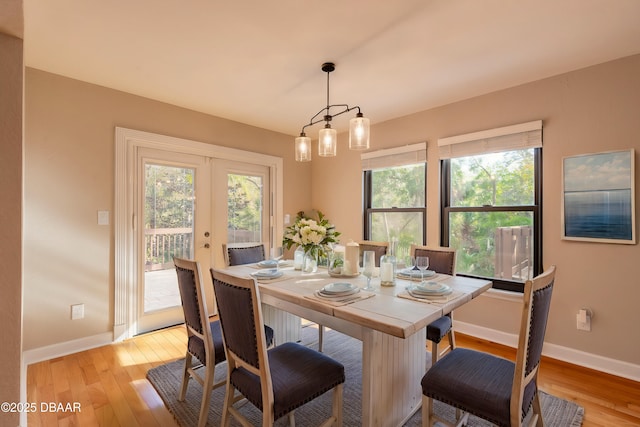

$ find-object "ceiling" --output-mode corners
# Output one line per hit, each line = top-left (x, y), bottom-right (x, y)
(23, 0), (640, 137)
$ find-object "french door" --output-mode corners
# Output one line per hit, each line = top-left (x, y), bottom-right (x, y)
(212, 159), (271, 269)
(136, 148), (213, 334)
(114, 127), (284, 341)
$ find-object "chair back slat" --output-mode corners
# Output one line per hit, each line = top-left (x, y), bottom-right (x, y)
(410, 245), (457, 275)
(511, 265), (555, 424)
(212, 274), (262, 368)
(527, 282), (554, 375)
(175, 266), (204, 334)
(358, 241), (388, 267)
(224, 244), (266, 266)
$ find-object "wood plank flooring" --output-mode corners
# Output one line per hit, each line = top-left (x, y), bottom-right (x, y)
(27, 325), (640, 426)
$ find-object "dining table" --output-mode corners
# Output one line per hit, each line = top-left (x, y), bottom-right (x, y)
(220, 262), (492, 427)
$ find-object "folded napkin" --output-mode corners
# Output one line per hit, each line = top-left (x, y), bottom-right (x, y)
(305, 290), (376, 307)
(397, 289), (463, 304)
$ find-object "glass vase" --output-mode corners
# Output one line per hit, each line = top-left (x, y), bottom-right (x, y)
(302, 248), (318, 273)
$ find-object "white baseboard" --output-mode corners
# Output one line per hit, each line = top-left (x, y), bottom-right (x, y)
(456, 321), (640, 382)
(23, 332), (113, 365)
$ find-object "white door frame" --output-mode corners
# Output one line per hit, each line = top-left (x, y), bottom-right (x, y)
(114, 127), (283, 341)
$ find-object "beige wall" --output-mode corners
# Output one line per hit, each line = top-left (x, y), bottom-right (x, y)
(23, 68), (310, 350)
(315, 55), (640, 365)
(0, 8), (23, 426)
(22, 54), (640, 371)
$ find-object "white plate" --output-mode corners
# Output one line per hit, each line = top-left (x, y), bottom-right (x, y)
(257, 260), (278, 268)
(251, 269), (283, 279)
(321, 282), (357, 294)
(317, 287), (360, 299)
(408, 283), (452, 296)
(398, 269), (435, 278)
(414, 281), (449, 292)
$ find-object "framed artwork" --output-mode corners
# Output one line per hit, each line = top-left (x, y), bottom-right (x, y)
(562, 149), (636, 244)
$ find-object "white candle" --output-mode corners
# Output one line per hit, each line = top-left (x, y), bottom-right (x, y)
(380, 262), (393, 282)
(345, 241), (359, 275)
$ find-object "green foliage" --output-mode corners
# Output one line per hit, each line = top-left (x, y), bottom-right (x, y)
(227, 174), (263, 241)
(282, 210), (341, 259)
(449, 149), (535, 279)
(145, 164), (194, 229)
(370, 164), (425, 257)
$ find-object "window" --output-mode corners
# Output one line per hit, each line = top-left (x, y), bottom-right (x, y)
(363, 143), (427, 259)
(439, 121), (542, 292)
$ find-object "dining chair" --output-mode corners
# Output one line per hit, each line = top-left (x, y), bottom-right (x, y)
(174, 257), (275, 427)
(358, 240), (389, 267)
(211, 269), (345, 427)
(223, 243), (266, 266)
(223, 242), (325, 352)
(173, 257), (228, 427)
(410, 245), (457, 366)
(421, 265), (556, 427)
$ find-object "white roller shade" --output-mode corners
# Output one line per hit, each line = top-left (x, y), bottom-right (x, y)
(361, 142), (427, 170)
(438, 120), (542, 159)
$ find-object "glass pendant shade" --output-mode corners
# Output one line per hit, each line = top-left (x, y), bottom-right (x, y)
(349, 115), (370, 150)
(318, 126), (337, 157)
(295, 135), (312, 162)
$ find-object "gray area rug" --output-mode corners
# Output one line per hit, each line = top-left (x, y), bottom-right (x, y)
(147, 326), (584, 426)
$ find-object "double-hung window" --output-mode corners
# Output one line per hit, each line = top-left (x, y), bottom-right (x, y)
(362, 143), (427, 259)
(439, 121), (543, 292)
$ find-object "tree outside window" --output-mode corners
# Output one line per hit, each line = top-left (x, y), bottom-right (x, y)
(443, 148), (541, 291)
(364, 163), (426, 258)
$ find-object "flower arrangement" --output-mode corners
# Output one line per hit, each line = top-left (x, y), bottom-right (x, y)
(282, 210), (341, 259)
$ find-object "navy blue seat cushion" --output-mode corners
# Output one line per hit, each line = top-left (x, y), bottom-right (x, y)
(426, 314), (452, 343)
(421, 348), (536, 427)
(187, 320), (226, 366)
(229, 342), (345, 420)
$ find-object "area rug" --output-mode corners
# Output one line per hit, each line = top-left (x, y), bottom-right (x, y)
(147, 327), (584, 426)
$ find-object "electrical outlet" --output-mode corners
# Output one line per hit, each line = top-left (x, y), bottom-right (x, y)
(71, 304), (85, 320)
(576, 308), (591, 331)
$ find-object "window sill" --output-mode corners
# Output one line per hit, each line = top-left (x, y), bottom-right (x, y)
(480, 288), (523, 303)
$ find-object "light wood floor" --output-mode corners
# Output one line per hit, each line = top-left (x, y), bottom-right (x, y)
(27, 324), (640, 426)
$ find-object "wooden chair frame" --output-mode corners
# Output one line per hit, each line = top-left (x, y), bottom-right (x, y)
(410, 245), (457, 365)
(422, 265), (556, 427)
(211, 269), (343, 427)
(173, 257), (226, 427)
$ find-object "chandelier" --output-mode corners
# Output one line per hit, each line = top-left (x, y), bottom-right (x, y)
(295, 62), (370, 162)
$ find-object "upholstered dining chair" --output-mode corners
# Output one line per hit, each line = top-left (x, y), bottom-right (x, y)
(410, 245), (457, 366)
(223, 243), (266, 266)
(173, 257), (227, 427)
(358, 240), (389, 267)
(211, 269), (345, 427)
(421, 265), (556, 427)
(174, 258), (275, 427)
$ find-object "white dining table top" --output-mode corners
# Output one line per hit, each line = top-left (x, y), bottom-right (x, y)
(220, 264), (492, 339)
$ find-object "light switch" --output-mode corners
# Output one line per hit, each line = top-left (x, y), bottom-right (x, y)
(97, 210), (109, 225)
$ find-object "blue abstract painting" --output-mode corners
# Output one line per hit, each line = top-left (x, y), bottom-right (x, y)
(563, 150), (635, 243)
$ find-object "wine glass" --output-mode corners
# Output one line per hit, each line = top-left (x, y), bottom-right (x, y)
(404, 255), (416, 271)
(270, 247), (284, 271)
(362, 250), (376, 291)
(416, 256), (430, 286)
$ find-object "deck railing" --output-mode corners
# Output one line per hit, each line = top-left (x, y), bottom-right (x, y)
(145, 227), (193, 271)
(494, 225), (532, 280)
